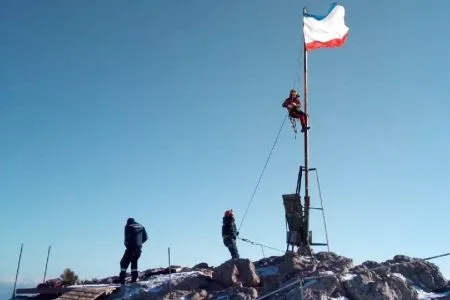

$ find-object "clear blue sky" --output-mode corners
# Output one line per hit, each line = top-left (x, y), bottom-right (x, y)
(1, 0), (449, 285)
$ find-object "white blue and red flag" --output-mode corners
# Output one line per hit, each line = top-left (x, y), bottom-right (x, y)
(303, 3), (349, 51)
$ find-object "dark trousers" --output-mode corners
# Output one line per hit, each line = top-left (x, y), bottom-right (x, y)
(119, 248), (142, 284)
(223, 237), (239, 259)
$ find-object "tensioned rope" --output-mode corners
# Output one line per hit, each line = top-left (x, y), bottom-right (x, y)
(238, 237), (285, 254)
(238, 114), (288, 232)
(238, 21), (303, 233)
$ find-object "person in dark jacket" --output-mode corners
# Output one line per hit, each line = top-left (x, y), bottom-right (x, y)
(222, 209), (240, 259)
(119, 218), (148, 284)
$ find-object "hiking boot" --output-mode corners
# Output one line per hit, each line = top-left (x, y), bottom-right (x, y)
(301, 126), (310, 133)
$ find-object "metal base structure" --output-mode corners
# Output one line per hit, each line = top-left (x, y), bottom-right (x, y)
(281, 166), (329, 256)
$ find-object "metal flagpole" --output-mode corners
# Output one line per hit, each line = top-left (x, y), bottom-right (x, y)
(43, 246), (51, 283)
(302, 6), (311, 247)
(168, 247), (173, 300)
(11, 243), (23, 300)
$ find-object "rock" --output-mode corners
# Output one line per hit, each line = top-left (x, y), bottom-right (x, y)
(284, 286), (305, 300)
(193, 262), (210, 270)
(199, 269), (213, 278)
(205, 281), (226, 292)
(171, 272), (213, 290)
(279, 252), (316, 278)
(212, 260), (239, 287)
(315, 252), (354, 274)
(235, 258), (260, 287)
(343, 270), (417, 300)
(260, 274), (282, 293)
(206, 287), (258, 300)
(386, 257), (447, 291)
(212, 259), (260, 288)
(180, 267), (193, 272)
(185, 289), (208, 300)
(254, 256), (286, 269)
(304, 275), (341, 298)
(162, 290), (193, 299)
(362, 260), (382, 269)
(36, 278), (67, 288)
(142, 267), (178, 280)
(127, 290), (157, 300)
(344, 271), (394, 300)
(392, 255), (415, 263)
(386, 274), (418, 299)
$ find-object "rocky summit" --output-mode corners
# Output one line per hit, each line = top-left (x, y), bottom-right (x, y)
(15, 252), (450, 300)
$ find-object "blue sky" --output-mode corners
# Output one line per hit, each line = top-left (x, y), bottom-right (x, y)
(1, 0), (449, 284)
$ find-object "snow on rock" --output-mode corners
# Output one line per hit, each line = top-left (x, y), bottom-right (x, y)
(340, 273), (357, 281)
(416, 287), (450, 299)
(15, 252), (450, 300)
(387, 255), (448, 291)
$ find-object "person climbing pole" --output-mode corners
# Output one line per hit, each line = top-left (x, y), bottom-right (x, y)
(222, 209), (240, 260)
(119, 218), (148, 284)
(282, 89), (309, 133)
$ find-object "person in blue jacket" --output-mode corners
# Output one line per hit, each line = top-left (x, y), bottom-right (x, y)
(119, 218), (148, 284)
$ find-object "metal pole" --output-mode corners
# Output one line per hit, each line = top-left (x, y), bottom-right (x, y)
(299, 278), (305, 300)
(314, 170), (330, 252)
(302, 6), (311, 247)
(43, 246), (51, 283)
(11, 243), (23, 300)
(168, 247), (172, 300)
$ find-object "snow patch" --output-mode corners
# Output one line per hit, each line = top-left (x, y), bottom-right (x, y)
(340, 273), (357, 281)
(387, 272), (450, 299)
(319, 270), (335, 276)
(416, 288), (450, 299)
(391, 273), (407, 282)
(73, 271), (206, 300)
(68, 284), (119, 288)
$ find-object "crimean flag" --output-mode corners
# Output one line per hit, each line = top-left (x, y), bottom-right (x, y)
(303, 3), (349, 51)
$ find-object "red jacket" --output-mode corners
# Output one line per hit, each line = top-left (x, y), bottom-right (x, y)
(282, 96), (301, 110)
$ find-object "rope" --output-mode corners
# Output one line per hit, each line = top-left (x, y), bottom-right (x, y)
(238, 237), (285, 254)
(423, 253), (450, 261)
(256, 251), (450, 299)
(238, 114), (288, 232)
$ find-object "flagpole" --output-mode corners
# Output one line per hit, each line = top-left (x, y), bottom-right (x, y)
(302, 6), (311, 248)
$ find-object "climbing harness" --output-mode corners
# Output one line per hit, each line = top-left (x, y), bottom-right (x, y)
(289, 116), (298, 137)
